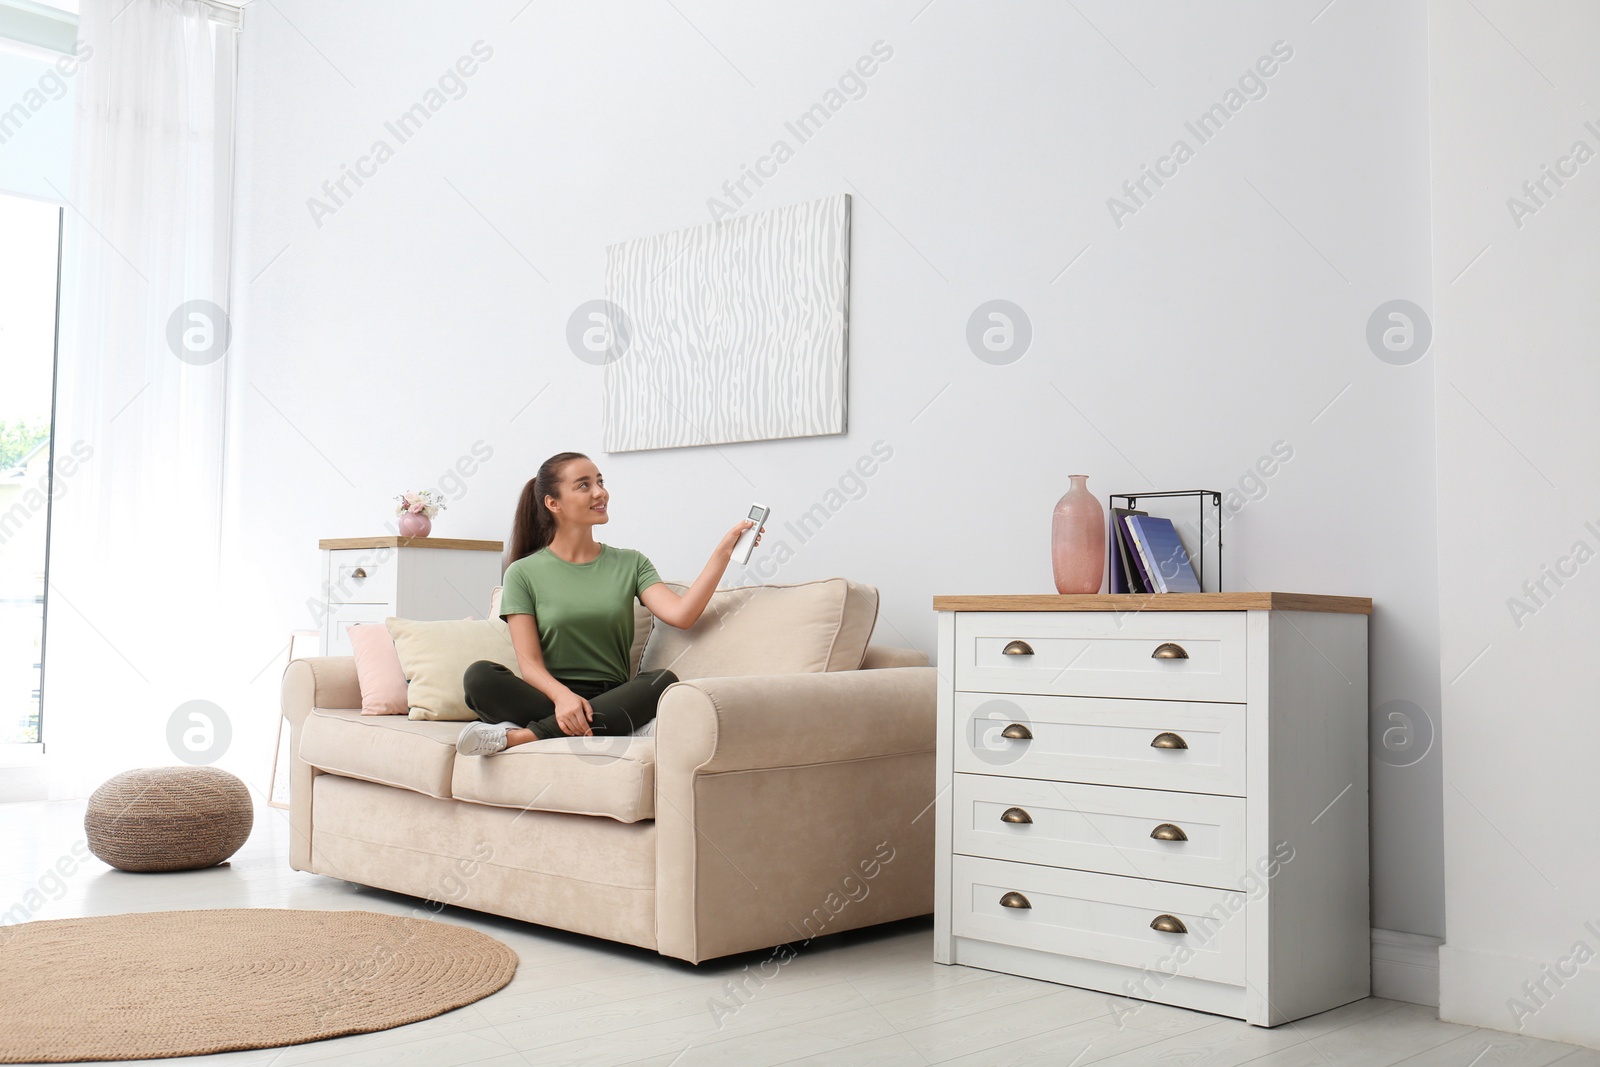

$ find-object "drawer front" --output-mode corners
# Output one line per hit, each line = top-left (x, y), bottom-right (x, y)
(324, 602), (395, 656)
(952, 773), (1247, 890)
(955, 691), (1247, 795)
(952, 854), (1247, 986)
(954, 611), (1247, 703)
(326, 549), (398, 606)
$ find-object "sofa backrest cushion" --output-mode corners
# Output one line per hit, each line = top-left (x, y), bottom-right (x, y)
(386, 616), (520, 721)
(638, 578), (879, 680)
(489, 584), (654, 679)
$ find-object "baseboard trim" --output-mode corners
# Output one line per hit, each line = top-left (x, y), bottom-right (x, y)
(1372, 927), (1442, 1007)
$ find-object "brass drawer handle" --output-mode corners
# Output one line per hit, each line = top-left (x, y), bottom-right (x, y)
(1150, 732), (1188, 750)
(1002, 640), (1034, 656)
(352, 567), (368, 579)
(1150, 913), (1187, 934)
(1152, 642), (1189, 660)
(1000, 723), (1033, 741)
(1000, 807), (1033, 825)
(1150, 823), (1188, 841)
(1000, 891), (1032, 910)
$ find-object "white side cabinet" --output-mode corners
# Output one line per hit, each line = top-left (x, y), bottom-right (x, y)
(932, 592), (1372, 1027)
(318, 536), (504, 656)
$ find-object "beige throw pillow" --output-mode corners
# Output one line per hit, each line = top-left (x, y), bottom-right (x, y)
(639, 577), (878, 680)
(488, 584), (655, 678)
(386, 616), (520, 722)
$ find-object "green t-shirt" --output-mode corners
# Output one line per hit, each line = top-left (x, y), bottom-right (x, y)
(498, 543), (662, 685)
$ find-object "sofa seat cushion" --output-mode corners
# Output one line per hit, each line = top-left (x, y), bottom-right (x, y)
(299, 708), (464, 799)
(452, 736), (656, 824)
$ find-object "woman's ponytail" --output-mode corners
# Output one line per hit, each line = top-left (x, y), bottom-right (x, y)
(504, 451), (587, 574)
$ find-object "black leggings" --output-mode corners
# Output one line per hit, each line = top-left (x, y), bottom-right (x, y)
(462, 661), (677, 740)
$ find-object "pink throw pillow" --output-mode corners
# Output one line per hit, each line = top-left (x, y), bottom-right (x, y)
(348, 623), (409, 715)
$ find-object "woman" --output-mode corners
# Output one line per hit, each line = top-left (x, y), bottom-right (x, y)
(456, 451), (763, 756)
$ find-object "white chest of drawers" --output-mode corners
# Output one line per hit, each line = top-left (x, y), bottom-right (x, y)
(317, 536), (503, 656)
(932, 592), (1372, 1027)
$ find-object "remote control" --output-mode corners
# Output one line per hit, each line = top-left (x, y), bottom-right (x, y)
(733, 503), (770, 565)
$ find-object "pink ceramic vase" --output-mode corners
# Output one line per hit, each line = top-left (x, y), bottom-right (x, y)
(1051, 474), (1106, 594)
(398, 512), (432, 538)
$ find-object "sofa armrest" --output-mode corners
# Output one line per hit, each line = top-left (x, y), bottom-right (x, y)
(654, 666), (936, 962)
(280, 657), (359, 871)
(861, 644), (930, 669)
(282, 657), (360, 723)
(656, 666), (935, 775)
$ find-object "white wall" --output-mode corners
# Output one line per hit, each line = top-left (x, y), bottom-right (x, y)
(224, 1), (1442, 943)
(1430, 0), (1600, 1047)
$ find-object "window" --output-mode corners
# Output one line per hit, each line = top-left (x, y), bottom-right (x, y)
(0, 192), (62, 746)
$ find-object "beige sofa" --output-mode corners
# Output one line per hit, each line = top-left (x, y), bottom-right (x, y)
(279, 578), (936, 963)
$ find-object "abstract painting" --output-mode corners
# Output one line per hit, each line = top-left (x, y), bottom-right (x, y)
(602, 193), (850, 452)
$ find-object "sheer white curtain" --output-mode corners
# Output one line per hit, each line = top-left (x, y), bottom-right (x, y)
(45, 0), (239, 793)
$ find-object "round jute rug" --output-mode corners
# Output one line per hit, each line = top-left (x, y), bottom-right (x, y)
(0, 908), (519, 1063)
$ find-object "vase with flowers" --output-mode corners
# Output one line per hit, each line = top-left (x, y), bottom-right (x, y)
(394, 489), (446, 538)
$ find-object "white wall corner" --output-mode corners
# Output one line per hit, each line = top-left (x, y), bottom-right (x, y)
(1372, 927), (1442, 1007)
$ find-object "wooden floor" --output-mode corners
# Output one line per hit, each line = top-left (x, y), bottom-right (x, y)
(3, 797), (1595, 1066)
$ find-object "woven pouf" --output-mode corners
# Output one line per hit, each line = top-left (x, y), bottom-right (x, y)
(85, 767), (254, 872)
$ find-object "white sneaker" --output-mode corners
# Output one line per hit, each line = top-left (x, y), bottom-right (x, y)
(457, 721), (514, 756)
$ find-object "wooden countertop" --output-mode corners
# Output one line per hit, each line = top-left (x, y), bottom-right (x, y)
(932, 592), (1371, 614)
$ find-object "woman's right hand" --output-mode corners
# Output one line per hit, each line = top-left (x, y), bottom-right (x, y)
(553, 690), (595, 736)
(715, 519), (763, 562)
